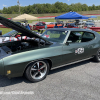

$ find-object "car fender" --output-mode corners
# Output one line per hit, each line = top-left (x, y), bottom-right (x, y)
(3, 46), (63, 77)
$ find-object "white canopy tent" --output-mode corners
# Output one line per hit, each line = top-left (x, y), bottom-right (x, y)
(12, 14), (38, 21)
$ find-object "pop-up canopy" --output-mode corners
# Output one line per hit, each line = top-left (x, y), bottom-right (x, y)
(90, 16), (97, 18)
(55, 12), (89, 19)
(12, 14), (38, 21)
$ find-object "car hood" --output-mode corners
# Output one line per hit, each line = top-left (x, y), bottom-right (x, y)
(0, 16), (51, 44)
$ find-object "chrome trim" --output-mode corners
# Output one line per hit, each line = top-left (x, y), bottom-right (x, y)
(51, 57), (93, 70)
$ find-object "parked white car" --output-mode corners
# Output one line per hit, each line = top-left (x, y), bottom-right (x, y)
(84, 22), (95, 27)
(86, 20), (95, 23)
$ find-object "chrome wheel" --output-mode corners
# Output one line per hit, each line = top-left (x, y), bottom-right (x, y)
(30, 61), (47, 80)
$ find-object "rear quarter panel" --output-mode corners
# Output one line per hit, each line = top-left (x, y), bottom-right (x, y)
(89, 31), (100, 56)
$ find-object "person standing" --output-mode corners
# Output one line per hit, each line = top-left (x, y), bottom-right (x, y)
(54, 23), (58, 28)
(26, 24), (30, 30)
(45, 24), (47, 29)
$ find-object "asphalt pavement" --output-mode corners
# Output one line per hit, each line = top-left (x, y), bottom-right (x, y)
(0, 59), (100, 100)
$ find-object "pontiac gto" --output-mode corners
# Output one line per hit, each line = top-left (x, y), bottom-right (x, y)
(0, 16), (100, 82)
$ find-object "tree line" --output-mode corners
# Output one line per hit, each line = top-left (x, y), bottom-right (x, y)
(0, 2), (100, 14)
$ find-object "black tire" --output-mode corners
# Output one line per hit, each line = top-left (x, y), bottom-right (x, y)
(92, 49), (100, 62)
(25, 60), (50, 82)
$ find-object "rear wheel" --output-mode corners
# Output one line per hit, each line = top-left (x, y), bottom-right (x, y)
(93, 49), (100, 62)
(25, 60), (50, 82)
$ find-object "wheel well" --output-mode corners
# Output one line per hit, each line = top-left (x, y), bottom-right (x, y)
(46, 59), (52, 70)
(23, 59), (52, 76)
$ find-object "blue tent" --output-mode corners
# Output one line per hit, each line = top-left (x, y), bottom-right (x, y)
(55, 12), (89, 19)
(90, 16), (97, 18)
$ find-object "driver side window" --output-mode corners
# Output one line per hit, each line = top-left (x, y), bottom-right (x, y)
(67, 31), (83, 43)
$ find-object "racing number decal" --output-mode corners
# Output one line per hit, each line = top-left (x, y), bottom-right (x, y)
(75, 48), (84, 54)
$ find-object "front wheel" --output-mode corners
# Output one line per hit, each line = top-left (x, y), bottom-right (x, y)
(92, 49), (100, 62)
(25, 60), (50, 82)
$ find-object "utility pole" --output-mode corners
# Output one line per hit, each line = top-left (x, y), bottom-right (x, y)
(17, 0), (20, 14)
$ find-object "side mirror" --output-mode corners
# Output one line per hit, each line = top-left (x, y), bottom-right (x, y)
(66, 40), (72, 45)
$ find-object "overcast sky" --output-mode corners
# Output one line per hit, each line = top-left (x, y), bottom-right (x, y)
(0, 0), (99, 9)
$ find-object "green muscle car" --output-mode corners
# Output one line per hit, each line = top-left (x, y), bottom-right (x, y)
(0, 16), (100, 82)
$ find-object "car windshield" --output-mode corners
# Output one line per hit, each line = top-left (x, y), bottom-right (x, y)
(2, 30), (18, 37)
(41, 30), (68, 43)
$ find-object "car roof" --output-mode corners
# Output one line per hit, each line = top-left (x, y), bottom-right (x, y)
(47, 28), (91, 32)
(85, 22), (94, 24)
(46, 28), (98, 35)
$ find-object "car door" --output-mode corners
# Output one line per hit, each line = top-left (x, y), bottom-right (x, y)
(62, 31), (91, 65)
(62, 42), (91, 65)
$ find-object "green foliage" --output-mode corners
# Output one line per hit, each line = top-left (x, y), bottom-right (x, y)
(97, 32), (100, 34)
(0, 2), (100, 14)
(0, 28), (12, 35)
